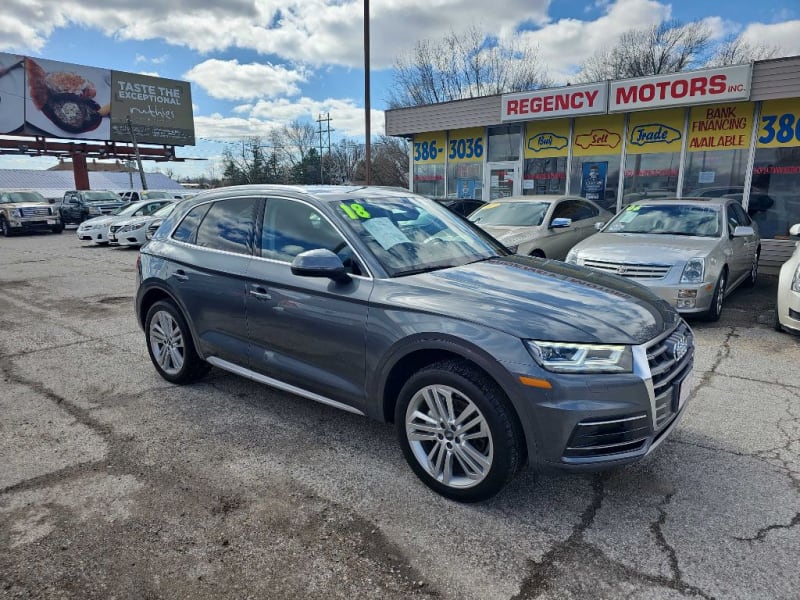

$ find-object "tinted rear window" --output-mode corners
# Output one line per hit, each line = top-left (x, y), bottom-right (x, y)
(195, 197), (258, 255)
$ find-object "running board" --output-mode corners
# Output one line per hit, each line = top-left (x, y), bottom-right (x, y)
(206, 357), (366, 416)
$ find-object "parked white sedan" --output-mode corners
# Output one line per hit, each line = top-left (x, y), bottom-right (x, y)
(109, 202), (178, 247)
(468, 195), (612, 259)
(776, 223), (800, 335)
(77, 199), (174, 245)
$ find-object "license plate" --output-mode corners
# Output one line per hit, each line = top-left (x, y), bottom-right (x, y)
(109, 234), (116, 240)
(676, 373), (693, 411)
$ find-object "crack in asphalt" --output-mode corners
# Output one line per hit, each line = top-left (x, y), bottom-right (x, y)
(697, 327), (735, 388)
(734, 512), (800, 543)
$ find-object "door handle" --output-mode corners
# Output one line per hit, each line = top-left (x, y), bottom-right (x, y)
(174, 269), (188, 281)
(249, 286), (271, 300)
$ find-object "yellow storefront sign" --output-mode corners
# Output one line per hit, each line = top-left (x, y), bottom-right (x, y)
(524, 119), (570, 159)
(756, 99), (800, 148)
(572, 114), (625, 157)
(447, 127), (485, 162)
(626, 109), (685, 155)
(687, 102), (754, 152)
(413, 131), (446, 164)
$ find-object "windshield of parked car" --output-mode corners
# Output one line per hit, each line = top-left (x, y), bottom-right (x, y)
(604, 204), (722, 237)
(330, 195), (506, 277)
(143, 191), (171, 199)
(84, 191), (120, 202)
(111, 200), (152, 216)
(152, 203), (176, 218)
(1, 192), (47, 204)
(468, 201), (550, 227)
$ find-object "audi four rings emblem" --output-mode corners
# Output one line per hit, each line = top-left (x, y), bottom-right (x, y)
(673, 335), (688, 361)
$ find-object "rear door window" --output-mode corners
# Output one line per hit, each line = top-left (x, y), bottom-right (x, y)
(195, 197), (259, 255)
(172, 203), (212, 244)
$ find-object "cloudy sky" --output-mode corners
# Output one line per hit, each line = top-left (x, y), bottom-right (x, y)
(1, 0), (799, 178)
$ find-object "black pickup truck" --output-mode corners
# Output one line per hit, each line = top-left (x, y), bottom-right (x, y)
(58, 190), (125, 225)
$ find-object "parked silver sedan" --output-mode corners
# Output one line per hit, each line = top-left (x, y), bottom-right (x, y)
(468, 195), (612, 259)
(775, 223), (800, 335)
(566, 198), (760, 320)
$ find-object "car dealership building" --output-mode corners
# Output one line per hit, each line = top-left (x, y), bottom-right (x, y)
(385, 55), (800, 268)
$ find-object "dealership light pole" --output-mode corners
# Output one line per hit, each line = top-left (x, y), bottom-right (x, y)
(364, 0), (371, 185)
(127, 116), (148, 190)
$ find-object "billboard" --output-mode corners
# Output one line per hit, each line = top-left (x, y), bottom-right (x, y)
(0, 52), (194, 146)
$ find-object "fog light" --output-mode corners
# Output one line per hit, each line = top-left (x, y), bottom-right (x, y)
(678, 289), (697, 298)
(677, 298), (696, 308)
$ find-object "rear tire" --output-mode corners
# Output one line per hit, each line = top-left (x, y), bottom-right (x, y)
(145, 300), (210, 384)
(705, 269), (727, 322)
(395, 359), (525, 503)
(743, 250), (759, 287)
(52, 224), (64, 234)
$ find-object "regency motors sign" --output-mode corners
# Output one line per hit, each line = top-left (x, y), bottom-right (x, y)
(501, 82), (607, 121)
(0, 52), (194, 146)
(609, 65), (752, 112)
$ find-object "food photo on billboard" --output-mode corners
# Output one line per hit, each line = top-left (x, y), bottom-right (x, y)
(23, 56), (111, 140)
(0, 52), (25, 134)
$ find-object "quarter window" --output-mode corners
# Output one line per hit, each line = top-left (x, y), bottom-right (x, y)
(172, 203), (212, 244)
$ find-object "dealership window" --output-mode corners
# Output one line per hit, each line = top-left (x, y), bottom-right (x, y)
(413, 163), (446, 197)
(487, 125), (521, 162)
(623, 153), (680, 203)
(524, 157), (567, 195)
(447, 162), (483, 200)
(750, 147), (800, 239)
(570, 114), (624, 212)
(447, 127), (485, 200)
(682, 149), (748, 196)
(622, 108), (684, 204)
(750, 99), (800, 240)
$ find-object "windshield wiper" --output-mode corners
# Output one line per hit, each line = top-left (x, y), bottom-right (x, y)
(393, 264), (457, 277)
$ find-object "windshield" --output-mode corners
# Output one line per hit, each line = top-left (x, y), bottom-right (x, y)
(84, 191), (120, 202)
(1, 191), (46, 204)
(112, 200), (152, 216)
(143, 191), (171, 199)
(604, 204), (721, 237)
(469, 201), (550, 227)
(330, 195), (505, 277)
(152, 203), (177, 218)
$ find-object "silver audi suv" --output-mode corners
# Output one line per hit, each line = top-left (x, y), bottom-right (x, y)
(136, 185), (694, 502)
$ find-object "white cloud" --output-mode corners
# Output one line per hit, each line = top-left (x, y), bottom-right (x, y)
(246, 96), (384, 137)
(517, 0), (671, 83)
(184, 59), (308, 101)
(739, 20), (800, 56)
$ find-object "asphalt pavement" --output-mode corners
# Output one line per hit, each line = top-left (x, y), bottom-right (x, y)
(1, 231), (798, 599)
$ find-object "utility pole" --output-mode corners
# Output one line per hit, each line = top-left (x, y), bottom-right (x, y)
(364, 0), (371, 185)
(316, 113), (333, 184)
(127, 116), (148, 190)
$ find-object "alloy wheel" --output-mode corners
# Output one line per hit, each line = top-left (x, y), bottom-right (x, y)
(715, 273), (726, 316)
(405, 384), (493, 489)
(149, 310), (185, 376)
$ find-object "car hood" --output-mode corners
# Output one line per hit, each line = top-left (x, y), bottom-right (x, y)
(381, 255), (679, 345)
(573, 232), (719, 263)
(480, 225), (543, 243)
(117, 215), (154, 227)
(80, 216), (115, 227)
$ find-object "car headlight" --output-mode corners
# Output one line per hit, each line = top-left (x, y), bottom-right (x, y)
(525, 340), (633, 373)
(88, 206), (101, 215)
(565, 249), (579, 264)
(12, 208), (23, 218)
(130, 222), (146, 230)
(680, 258), (705, 283)
(792, 264), (800, 293)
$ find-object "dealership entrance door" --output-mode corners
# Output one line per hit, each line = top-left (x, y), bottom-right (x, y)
(486, 163), (520, 199)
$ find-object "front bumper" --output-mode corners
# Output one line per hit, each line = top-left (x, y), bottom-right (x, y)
(777, 259), (800, 334)
(76, 226), (109, 243)
(509, 321), (694, 468)
(8, 218), (60, 232)
(635, 280), (717, 314)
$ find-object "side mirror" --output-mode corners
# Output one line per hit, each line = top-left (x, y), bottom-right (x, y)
(732, 225), (756, 238)
(789, 223), (800, 237)
(550, 217), (572, 229)
(594, 221), (606, 231)
(291, 249), (351, 283)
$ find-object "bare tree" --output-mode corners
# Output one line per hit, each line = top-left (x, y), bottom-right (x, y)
(328, 138), (365, 184)
(388, 26), (551, 108)
(355, 136), (409, 187)
(706, 34), (781, 67)
(271, 120), (318, 168)
(576, 20), (712, 82)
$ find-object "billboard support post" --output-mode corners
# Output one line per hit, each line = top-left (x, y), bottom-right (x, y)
(127, 117), (148, 190)
(71, 152), (90, 190)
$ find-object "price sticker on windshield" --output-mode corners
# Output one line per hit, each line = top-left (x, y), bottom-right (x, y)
(339, 202), (371, 220)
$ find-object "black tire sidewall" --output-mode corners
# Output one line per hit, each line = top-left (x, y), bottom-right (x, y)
(707, 270), (727, 321)
(395, 364), (519, 503)
(144, 300), (203, 384)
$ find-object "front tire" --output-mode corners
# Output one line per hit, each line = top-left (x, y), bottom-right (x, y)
(1, 216), (13, 237)
(395, 360), (524, 503)
(145, 300), (210, 384)
(706, 269), (727, 322)
(52, 224), (64, 234)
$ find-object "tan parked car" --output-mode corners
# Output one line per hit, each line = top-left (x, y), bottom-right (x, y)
(566, 198), (760, 321)
(467, 195), (612, 259)
(0, 189), (63, 236)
